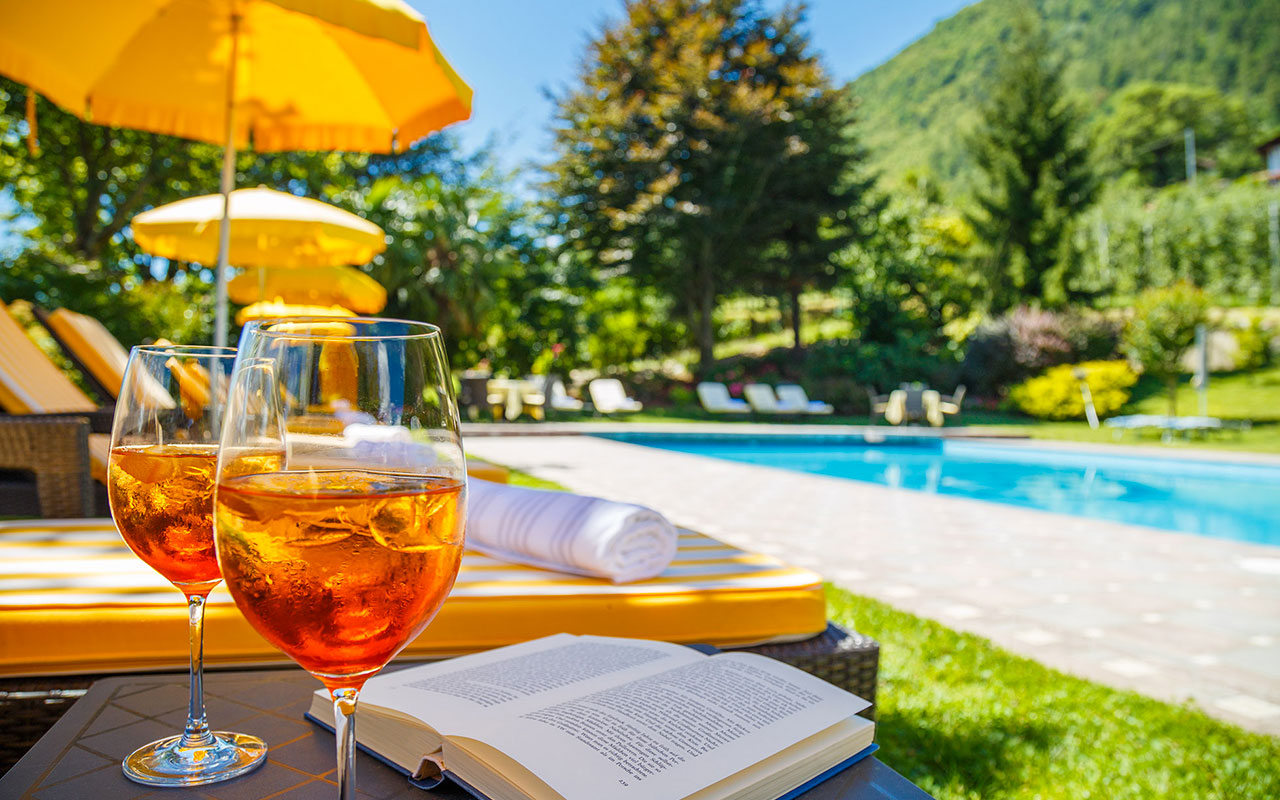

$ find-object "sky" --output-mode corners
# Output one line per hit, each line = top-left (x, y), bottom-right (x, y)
(414, 0), (976, 175)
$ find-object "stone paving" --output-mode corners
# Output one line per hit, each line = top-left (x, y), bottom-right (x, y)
(466, 431), (1280, 736)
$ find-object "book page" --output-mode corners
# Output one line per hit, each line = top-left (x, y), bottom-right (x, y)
(449, 651), (870, 800)
(359, 634), (703, 735)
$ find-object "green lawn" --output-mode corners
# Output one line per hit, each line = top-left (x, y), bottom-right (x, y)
(963, 365), (1280, 454)
(827, 586), (1279, 800)
(497, 465), (1280, 798)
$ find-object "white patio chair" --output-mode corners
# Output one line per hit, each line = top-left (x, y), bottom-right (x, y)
(588, 378), (643, 414)
(775, 384), (834, 415)
(743, 383), (806, 414)
(548, 377), (584, 411)
(696, 382), (750, 413)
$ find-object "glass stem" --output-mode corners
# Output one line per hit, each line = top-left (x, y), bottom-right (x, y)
(332, 688), (360, 800)
(181, 592), (214, 748)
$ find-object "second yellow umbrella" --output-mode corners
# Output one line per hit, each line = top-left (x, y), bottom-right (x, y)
(228, 265), (387, 314)
(132, 186), (386, 269)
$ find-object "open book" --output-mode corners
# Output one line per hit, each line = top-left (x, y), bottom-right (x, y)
(307, 634), (875, 800)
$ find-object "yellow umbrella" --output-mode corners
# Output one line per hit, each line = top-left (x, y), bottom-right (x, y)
(132, 186), (386, 268)
(0, 0), (471, 344)
(228, 265), (387, 314)
(235, 299), (356, 325)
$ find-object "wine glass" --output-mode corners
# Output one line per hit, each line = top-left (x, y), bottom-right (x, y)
(107, 344), (268, 785)
(214, 318), (467, 799)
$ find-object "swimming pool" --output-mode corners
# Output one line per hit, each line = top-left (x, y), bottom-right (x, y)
(595, 433), (1280, 547)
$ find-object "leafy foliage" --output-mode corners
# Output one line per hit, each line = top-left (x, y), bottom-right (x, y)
(1069, 181), (1280, 305)
(1092, 82), (1257, 187)
(1008, 359), (1137, 419)
(546, 0), (870, 372)
(966, 7), (1096, 309)
(1122, 283), (1209, 414)
(841, 187), (979, 347)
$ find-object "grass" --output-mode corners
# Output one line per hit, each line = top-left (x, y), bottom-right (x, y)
(489, 463), (1280, 798)
(963, 365), (1280, 454)
(503, 465), (567, 491)
(826, 586), (1280, 799)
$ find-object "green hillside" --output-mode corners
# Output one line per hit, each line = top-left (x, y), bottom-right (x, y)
(849, 0), (1280, 189)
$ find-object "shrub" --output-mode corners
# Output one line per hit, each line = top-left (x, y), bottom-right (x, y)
(961, 307), (1120, 397)
(1008, 360), (1139, 420)
(1233, 317), (1273, 372)
(1123, 283), (1210, 415)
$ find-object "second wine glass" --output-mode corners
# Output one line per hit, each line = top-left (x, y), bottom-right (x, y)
(214, 318), (467, 799)
(108, 344), (267, 786)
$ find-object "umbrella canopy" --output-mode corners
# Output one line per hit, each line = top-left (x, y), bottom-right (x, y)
(236, 299), (356, 325)
(228, 265), (387, 314)
(0, 0), (469, 152)
(0, 0), (471, 344)
(132, 187), (386, 268)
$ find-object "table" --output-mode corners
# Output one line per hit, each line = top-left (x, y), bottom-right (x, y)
(0, 670), (933, 799)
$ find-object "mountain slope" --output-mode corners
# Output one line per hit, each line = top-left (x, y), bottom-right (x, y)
(849, 0), (1280, 190)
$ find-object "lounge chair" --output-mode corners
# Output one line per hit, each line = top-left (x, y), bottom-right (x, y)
(0, 302), (113, 516)
(696, 382), (750, 414)
(775, 384), (834, 415)
(743, 383), (807, 414)
(588, 378), (643, 414)
(33, 306), (129, 400)
(547, 376), (584, 412)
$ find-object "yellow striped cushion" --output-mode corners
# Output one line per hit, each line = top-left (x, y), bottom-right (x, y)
(44, 308), (130, 399)
(0, 302), (98, 414)
(0, 519), (825, 676)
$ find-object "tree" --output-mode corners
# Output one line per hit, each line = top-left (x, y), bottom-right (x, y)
(334, 158), (579, 374)
(1122, 282), (1209, 416)
(966, 8), (1095, 311)
(1093, 82), (1257, 187)
(841, 185), (977, 346)
(547, 0), (853, 372)
(749, 90), (876, 352)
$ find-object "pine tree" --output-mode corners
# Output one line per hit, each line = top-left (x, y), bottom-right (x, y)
(967, 8), (1096, 311)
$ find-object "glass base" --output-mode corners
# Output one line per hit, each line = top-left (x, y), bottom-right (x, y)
(122, 731), (267, 787)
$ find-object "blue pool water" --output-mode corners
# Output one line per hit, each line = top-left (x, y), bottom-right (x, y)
(595, 434), (1280, 547)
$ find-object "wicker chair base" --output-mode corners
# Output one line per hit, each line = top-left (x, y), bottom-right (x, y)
(744, 623), (879, 719)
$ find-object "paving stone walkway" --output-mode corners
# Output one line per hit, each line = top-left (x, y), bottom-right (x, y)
(467, 433), (1280, 736)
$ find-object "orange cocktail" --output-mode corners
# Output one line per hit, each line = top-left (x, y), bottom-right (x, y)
(215, 469), (465, 687)
(109, 444), (221, 591)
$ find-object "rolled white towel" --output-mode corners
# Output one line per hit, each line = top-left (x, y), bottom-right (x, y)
(465, 478), (678, 583)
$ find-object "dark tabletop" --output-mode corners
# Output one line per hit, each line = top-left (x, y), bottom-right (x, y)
(0, 670), (932, 800)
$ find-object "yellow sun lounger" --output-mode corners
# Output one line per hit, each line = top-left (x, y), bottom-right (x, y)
(34, 307), (131, 401)
(0, 519), (826, 676)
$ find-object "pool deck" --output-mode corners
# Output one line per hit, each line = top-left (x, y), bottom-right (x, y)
(467, 429), (1280, 736)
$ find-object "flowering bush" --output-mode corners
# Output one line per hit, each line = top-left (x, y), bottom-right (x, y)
(1007, 360), (1138, 420)
(962, 307), (1120, 397)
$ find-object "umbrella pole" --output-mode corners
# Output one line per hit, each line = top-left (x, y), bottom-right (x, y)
(215, 12), (242, 347)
